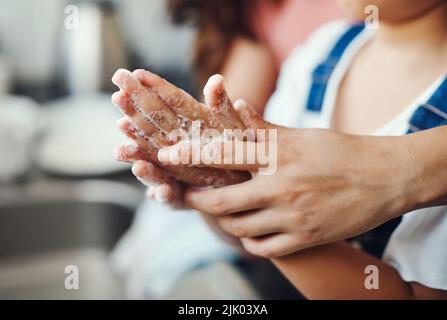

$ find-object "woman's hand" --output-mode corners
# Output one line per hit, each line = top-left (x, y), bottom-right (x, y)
(158, 101), (417, 257)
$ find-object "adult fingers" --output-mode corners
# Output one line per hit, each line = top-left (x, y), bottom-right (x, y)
(114, 143), (148, 163)
(184, 178), (273, 216)
(241, 234), (297, 259)
(217, 209), (284, 238)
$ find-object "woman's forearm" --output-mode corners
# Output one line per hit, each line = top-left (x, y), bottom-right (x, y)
(403, 126), (447, 210)
(272, 242), (421, 300)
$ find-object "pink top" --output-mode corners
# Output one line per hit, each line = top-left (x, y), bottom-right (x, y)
(253, 0), (345, 66)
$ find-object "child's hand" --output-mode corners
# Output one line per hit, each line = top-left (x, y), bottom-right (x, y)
(111, 69), (250, 188)
(114, 143), (184, 207)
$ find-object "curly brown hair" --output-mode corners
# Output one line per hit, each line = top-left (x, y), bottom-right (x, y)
(167, 0), (282, 87)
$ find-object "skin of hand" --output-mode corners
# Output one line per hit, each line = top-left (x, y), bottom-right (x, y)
(111, 69), (250, 188)
(157, 100), (424, 258)
(114, 34), (278, 202)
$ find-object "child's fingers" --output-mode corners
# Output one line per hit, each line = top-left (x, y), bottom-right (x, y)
(116, 117), (160, 163)
(203, 74), (226, 111)
(117, 118), (245, 186)
(133, 69), (233, 132)
(131, 160), (178, 203)
(133, 69), (198, 119)
(203, 74), (245, 129)
(113, 91), (171, 149)
(133, 69), (204, 122)
(146, 184), (176, 203)
(112, 69), (179, 134)
(132, 160), (172, 186)
(114, 143), (148, 163)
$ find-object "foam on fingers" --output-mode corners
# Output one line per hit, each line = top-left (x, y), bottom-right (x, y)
(145, 184), (173, 203)
(203, 74), (225, 109)
(114, 143), (146, 163)
(203, 74), (245, 129)
(113, 69), (251, 187)
(112, 69), (134, 90)
(132, 69), (164, 87)
(112, 91), (137, 116)
(133, 68), (226, 130)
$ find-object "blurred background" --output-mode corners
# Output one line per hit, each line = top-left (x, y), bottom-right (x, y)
(0, 0), (342, 299)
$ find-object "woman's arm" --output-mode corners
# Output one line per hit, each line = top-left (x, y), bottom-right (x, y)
(272, 242), (447, 300)
(159, 101), (447, 255)
(402, 125), (447, 210)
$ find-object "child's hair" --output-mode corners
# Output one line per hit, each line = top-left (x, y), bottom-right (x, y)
(167, 0), (283, 87)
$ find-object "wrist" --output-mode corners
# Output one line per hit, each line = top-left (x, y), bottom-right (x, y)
(404, 127), (447, 209)
(368, 135), (422, 220)
(390, 129), (445, 215)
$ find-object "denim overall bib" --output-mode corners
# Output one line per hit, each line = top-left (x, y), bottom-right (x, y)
(306, 24), (447, 257)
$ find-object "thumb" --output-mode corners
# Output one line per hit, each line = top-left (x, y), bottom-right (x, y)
(233, 100), (278, 142)
(233, 99), (276, 130)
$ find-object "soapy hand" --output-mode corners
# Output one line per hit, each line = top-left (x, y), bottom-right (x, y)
(112, 69), (250, 203)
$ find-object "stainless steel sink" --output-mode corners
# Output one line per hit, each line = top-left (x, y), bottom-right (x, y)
(0, 180), (143, 299)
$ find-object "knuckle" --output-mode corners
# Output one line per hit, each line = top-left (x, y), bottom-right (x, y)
(289, 210), (310, 226)
(208, 195), (228, 215)
(220, 217), (249, 237)
(283, 188), (301, 203)
(230, 222), (249, 238)
(296, 228), (321, 246)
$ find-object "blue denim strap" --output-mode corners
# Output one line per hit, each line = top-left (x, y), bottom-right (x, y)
(306, 24), (365, 112)
(407, 77), (447, 134)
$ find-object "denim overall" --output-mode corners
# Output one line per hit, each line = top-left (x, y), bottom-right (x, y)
(306, 24), (447, 257)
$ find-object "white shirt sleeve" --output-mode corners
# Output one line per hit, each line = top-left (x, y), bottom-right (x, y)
(383, 206), (447, 290)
